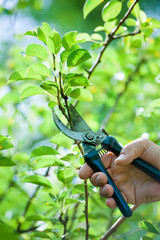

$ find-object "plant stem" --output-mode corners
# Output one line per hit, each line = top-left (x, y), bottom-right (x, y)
(84, 179), (89, 240)
(100, 205), (139, 240)
(88, 0), (140, 79)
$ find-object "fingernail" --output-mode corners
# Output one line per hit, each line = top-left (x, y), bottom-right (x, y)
(115, 154), (126, 164)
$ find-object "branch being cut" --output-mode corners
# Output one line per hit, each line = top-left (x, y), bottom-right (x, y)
(100, 205), (139, 240)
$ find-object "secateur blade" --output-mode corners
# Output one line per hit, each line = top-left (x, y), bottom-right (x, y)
(69, 104), (96, 154)
(52, 110), (85, 142)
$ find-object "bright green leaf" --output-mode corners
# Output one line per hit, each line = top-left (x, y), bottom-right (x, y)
(41, 82), (57, 96)
(61, 153), (75, 162)
(31, 231), (51, 239)
(48, 101), (57, 108)
(57, 168), (74, 184)
(139, 10), (147, 24)
(22, 175), (52, 188)
(69, 88), (93, 102)
(31, 146), (59, 158)
(104, 19), (117, 33)
(125, 18), (137, 26)
(66, 73), (90, 87)
(50, 133), (72, 149)
(91, 33), (103, 41)
(62, 31), (78, 50)
(26, 63), (51, 78)
(65, 198), (80, 205)
(26, 214), (49, 221)
(75, 33), (91, 43)
(60, 44), (81, 63)
(147, 18), (160, 29)
(20, 85), (45, 100)
(94, 26), (105, 32)
(140, 221), (159, 234)
(0, 157), (16, 166)
(24, 30), (37, 37)
(67, 49), (91, 68)
(127, 0), (140, 18)
(26, 43), (48, 60)
(33, 156), (64, 170)
(47, 30), (61, 54)
(102, 1), (122, 22)
(37, 22), (52, 44)
(8, 68), (42, 83)
(83, 0), (104, 19)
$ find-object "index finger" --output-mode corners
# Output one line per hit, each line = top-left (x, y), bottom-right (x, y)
(78, 152), (115, 179)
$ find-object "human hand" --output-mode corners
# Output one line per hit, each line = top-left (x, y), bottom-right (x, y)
(79, 138), (160, 208)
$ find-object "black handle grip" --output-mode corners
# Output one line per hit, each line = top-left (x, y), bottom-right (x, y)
(102, 136), (160, 182)
(84, 149), (132, 218)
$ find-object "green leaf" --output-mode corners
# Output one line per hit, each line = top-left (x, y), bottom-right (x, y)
(148, 98), (160, 108)
(139, 10), (147, 24)
(0, 222), (19, 240)
(142, 237), (153, 240)
(48, 101), (57, 108)
(91, 33), (103, 41)
(50, 133), (72, 149)
(26, 214), (49, 221)
(26, 43), (48, 60)
(67, 49), (91, 68)
(22, 175), (52, 188)
(24, 30), (37, 37)
(83, 0), (104, 19)
(60, 44), (81, 63)
(33, 156), (64, 170)
(102, 1), (122, 22)
(0, 157), (16, 166)
(140, 221), (159, 234)
(40, 82), (57, 96)
(20, 86), (45, 100)
(31, 231), (51, 239)
(26, 63), (51, 78)
(125, 18), (137, 26)
(69, 88), (93, 102)
(31, 146), (59, 158)
(104, 19), (117, 33)
(47, 30), (61, 54)
(75, 33), (91, 43)
(66, 73), (90, 87)
(61, 153), (75, 162)
(147, 18), (160, 29)
(8, 68), (42, 83)
(0, 135), (9, 145)
(57, 168), (74, 184)
(37, 22), (52, 44)
(65, 198), (80, 205)
(62, 31), (78, 50)
(94, 26), (105, 32)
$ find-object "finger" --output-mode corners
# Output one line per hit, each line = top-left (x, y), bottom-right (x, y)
(115, 138), (150, 166)
(79, 163), (93, 179)
(99, 184), (114, 198)
(79, 152), (115, 180)
(106, 198), (117, 209)
(90, 172), (107, 187)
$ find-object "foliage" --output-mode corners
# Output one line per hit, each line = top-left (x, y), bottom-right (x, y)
(0, 0), (160, 240)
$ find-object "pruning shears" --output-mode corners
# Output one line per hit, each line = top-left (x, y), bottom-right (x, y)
(52, 104), (160, 218)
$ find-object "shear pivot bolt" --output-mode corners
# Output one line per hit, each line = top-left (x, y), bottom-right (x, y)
(86, 133), (94, 140)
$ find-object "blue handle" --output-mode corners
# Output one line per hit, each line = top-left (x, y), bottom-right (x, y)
(102, 136), (160, 182)
(84, 150), (132, 218)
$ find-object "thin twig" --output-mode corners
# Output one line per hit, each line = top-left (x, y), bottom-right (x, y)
(100, 59), (145, 129)
(113, 30), (141, 40)
(88, 0), (140, 79)
(84, 179), (89, 240)
(100, 205), (139, 240)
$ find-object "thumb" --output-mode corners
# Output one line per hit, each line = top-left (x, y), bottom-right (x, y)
(115, 138), (150, 166)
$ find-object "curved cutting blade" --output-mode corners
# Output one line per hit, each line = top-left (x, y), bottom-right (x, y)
(52, 110), (86, 142)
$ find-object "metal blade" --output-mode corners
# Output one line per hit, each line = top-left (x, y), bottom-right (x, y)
(69, 104), (96, 154)
(69, 104), (92, 132)
(52, 110), (85, 142)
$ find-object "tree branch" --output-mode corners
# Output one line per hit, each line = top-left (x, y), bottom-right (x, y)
(84, 179), (89, 240)
(88, 0), (140, 79)
(100, 58), (145, 129)
(113, 30), (141, 40)
(100, 205), (139, 240)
